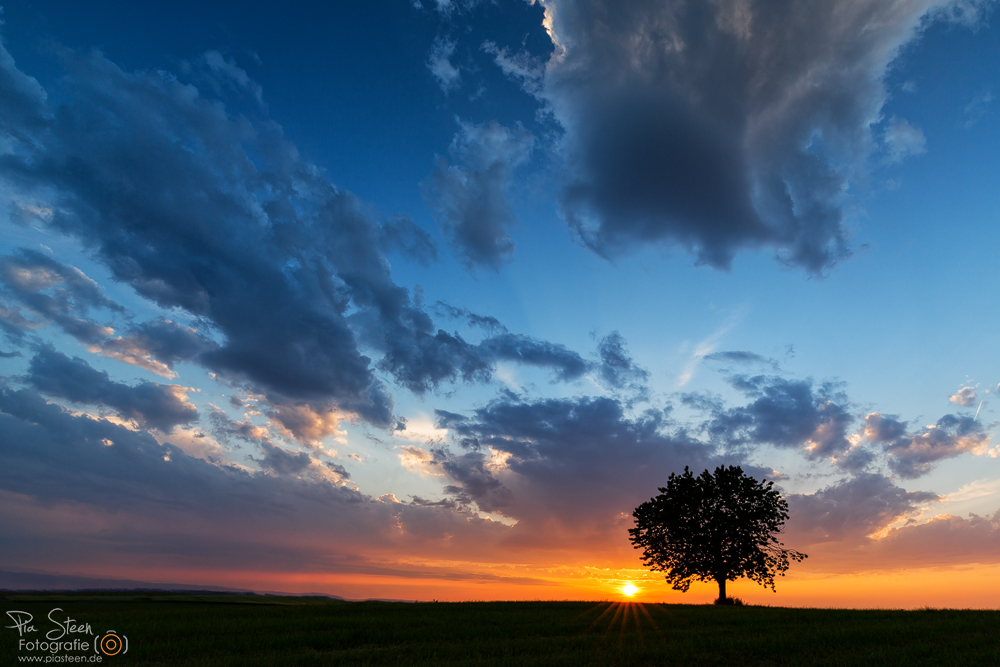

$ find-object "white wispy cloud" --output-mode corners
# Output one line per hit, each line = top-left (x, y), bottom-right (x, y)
(427, 38), (460, 92)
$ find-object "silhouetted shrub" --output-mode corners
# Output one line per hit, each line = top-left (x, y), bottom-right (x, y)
(713, 597), (744, 606)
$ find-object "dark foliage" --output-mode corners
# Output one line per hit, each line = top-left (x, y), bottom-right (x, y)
(629, 465), (806, 601)
(714, 597), (744, 606)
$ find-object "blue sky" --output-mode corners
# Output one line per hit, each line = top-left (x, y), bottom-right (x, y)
(1, 0), (999, 603)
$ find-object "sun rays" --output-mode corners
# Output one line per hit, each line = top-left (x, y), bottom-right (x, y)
(577, 600), (669, 648)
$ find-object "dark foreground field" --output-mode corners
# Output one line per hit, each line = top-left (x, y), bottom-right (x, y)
(2, 592), (999, 666)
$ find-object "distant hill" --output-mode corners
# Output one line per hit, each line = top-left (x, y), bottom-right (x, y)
(0, 569), (254, 594)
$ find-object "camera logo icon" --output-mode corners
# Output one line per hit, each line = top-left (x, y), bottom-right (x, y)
(99, 630), (127, 655)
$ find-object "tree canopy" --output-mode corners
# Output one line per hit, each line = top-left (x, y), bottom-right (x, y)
(629, 465), (806, 603)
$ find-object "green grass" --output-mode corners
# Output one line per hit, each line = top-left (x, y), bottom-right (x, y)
(3, 592), (999, 665)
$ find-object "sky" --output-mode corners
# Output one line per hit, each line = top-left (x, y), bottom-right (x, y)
(1, 0), (999, 607)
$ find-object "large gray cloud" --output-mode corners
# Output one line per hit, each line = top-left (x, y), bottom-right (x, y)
(522, 0), (987, 272)
(0, 35), (580, 430)
(0, 44), (400, 424)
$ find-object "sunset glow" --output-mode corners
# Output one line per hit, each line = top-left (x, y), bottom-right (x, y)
(1, 0), (999, 609)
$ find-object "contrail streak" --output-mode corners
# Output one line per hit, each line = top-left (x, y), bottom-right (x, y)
(975, 400), (984, 422)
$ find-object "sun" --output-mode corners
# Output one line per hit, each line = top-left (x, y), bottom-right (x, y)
(622, 583), (638, 597)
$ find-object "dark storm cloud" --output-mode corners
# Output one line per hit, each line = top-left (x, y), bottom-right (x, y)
(786, 473), (939, 544)
(478, 332), (588, 381)
(524, 0), (985, 272)
(560, 88), (767, 268)
(26, 346), (198, 432)
(0, 249), (121, 344)
(0, 36), (579, 427)
(702, 375), (853, 457)
(862, 412), (991, 478)
(423, 120), (534, 271)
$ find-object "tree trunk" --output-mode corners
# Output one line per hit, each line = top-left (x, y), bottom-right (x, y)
(717, 577), (727, 603)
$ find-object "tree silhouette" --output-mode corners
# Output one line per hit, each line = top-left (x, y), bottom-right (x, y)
(629, 465), (806, 603)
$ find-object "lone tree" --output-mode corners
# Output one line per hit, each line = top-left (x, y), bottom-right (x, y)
(629, 465), (806, 603)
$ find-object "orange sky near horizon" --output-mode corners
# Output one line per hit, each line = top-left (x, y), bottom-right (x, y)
(38, 560), (998, 610)
(5, 484), (1000, 610)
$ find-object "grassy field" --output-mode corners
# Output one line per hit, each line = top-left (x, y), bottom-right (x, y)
(2, 592), (999, 666)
